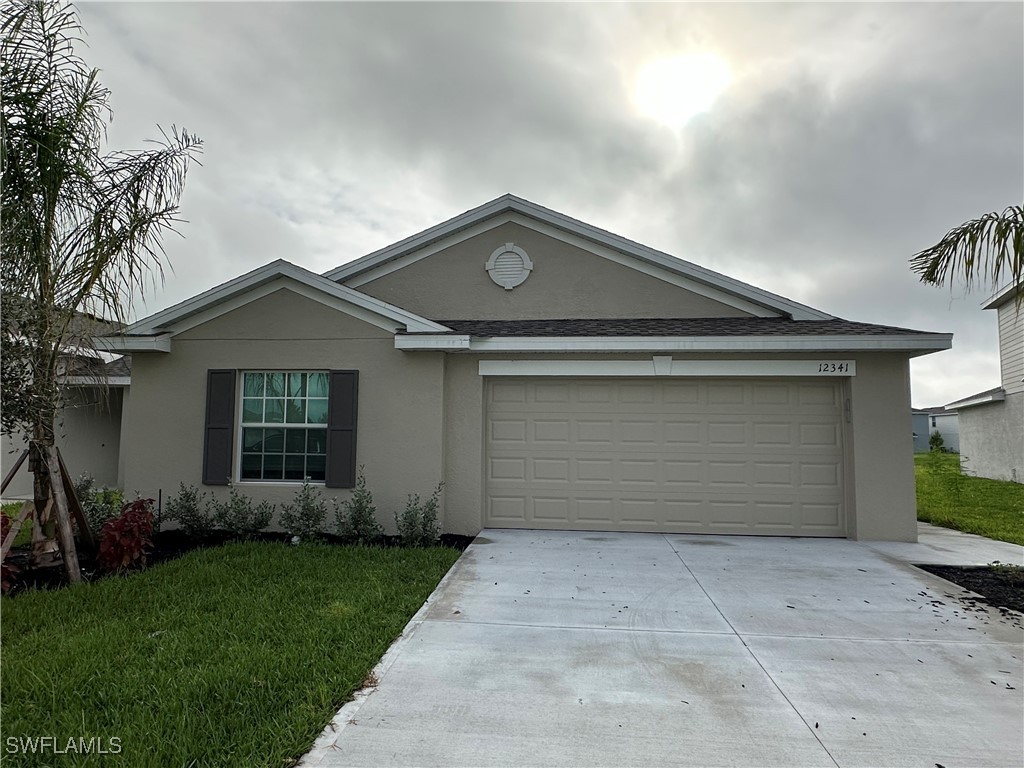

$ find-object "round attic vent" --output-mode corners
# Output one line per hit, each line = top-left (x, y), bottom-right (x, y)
(486, 243), (533, 290)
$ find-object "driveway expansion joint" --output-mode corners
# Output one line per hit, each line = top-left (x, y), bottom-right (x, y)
(663, 534), (843, 768)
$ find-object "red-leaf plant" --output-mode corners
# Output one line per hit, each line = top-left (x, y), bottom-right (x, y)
(98, 499), (155, 574)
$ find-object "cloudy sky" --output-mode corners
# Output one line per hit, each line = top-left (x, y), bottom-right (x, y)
(76, 1), (1022, 407)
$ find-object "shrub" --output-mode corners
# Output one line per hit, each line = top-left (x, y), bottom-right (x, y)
(72, 473), (125, 540)
(395, 482), (443, 547)
(212, 485), (273, 539)
(97, 498), (155, 573)
(279, 480), (327, 542)
(164, 483), (214, 537)
(929, 430), (946, 452)
(1, 513), (19, 592)
(334, 469), (382, 544)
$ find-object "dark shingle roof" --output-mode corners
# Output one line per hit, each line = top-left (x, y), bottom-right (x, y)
(424, 318), (938, 338)
(65, 354), (131, 378)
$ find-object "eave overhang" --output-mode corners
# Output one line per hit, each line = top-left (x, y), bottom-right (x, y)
(395, 333), (953, 355)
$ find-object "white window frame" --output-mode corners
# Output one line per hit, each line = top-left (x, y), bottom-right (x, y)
(234, 370), (329, 485)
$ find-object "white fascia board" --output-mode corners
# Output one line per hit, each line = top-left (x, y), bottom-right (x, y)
(63, 376), (131, 387)
(479, 359), (857, 377)
(325, 197), (515, 282)
(982, 281), (1022, 310)
(945, 390), (1006, 409)
(463, 334), (952, 353)
(159, 279), (407, 336)
(326, 194), (833, 320)
(395, 334), (472, 350)
(504, 199), (832, 320)
(93, 334), (172, 352)
(394, 333), (952, 353)
(126, 259), (450, 335)
(341, 211), (778, 318)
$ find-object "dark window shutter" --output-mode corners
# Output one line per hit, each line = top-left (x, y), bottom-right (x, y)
(203, 370), (236, 485)
(326, 370), (358, 488)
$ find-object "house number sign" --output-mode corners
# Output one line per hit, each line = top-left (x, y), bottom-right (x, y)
(815, 361), (854, 374)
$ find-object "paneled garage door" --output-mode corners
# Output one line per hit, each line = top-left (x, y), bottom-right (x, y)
(485, 378), (845, 536)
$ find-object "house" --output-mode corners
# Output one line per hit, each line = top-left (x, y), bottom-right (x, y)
(946, 282), (1023, 482)
(98, 195), (951, 541)
(1, 318), (129, 500)
(911, 406), (959, 453)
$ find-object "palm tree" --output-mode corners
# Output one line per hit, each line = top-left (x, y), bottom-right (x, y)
(1, 0), (201, 582)
(910, 205), (1023, 299)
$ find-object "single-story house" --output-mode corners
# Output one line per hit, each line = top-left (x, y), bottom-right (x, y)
(911, 406), (959, 453)
(97, 195), (951, 541)
(2, 325), (129, 500)
(947, 282), (1023, 482)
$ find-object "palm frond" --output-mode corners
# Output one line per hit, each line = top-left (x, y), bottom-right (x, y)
(910, 205), (1024, 295)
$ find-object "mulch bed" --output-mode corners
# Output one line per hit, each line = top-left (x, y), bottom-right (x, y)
(3, 530), (475, 596)
(917, 564), (1024, 624)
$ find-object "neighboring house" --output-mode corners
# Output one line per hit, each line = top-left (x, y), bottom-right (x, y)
(98, 195), (951, 541)
(911, 407), (959, 453)
(1, 314), (129, 500)
(946, 282), (1023, 482)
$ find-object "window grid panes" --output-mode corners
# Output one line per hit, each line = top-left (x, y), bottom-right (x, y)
(240, 372), (328, 481)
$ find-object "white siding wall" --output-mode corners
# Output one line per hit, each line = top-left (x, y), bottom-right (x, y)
(997, 302), (1024, 395)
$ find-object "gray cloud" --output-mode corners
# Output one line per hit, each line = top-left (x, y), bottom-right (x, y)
(76, 1), (1022, 406)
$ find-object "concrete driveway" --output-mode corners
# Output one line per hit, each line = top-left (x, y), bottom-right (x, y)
(303, 525), (1023, 767)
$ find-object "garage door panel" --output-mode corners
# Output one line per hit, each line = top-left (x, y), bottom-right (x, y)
(533, 497), (570, 522)
(488, 496), (527, 523)
(485, 378), (845, 536)
(802, 503), (842, 529)
(619, 499), (659, 524)
(800, 423), (841, 448)
(577, 498), (614, 523)
(490, 419), (527, 444)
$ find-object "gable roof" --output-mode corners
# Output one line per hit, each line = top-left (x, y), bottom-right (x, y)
(983, 280), (1023, 310)
(324, 194), (834, 321)
(945, 386), (1006, 410)
(109, 259), (450, 347)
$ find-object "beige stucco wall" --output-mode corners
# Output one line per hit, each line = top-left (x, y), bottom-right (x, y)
(958, 394), (1024, 483)
(2, 387), (123, 500)
(118, 281), (920, 542)
(846, 353), (918, 541)
(356, 222), (754, 321)
(440, 350), (919, 542)
(121, 287), (446, 531)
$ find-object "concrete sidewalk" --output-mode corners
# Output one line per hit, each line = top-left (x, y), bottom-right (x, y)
(302, 524), (1023, 767)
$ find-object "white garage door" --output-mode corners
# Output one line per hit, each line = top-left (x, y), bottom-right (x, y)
(485, 378), (845, 536)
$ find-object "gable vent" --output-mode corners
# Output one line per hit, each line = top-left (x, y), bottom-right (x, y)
(486, 243), (533, 290)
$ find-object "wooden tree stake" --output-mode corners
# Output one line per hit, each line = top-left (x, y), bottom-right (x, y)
(45, 449), (81, 584)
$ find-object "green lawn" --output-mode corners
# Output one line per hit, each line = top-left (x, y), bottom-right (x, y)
(1, 541), (461, 767)
(915, 452), (1024, 546)
(2, 501), (33, 548)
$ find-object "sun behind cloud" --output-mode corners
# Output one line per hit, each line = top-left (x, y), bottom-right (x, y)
(634, 53), (732, 127)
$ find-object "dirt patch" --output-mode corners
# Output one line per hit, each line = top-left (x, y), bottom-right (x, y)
(917, 564), (1024, 622)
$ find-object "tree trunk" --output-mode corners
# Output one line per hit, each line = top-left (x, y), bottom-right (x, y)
(29, 442), (60, 568)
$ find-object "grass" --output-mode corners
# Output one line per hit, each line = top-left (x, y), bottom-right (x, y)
(1, 541), (462, 767)
(915, 452), (1024, 546)
(2, 501), (33, 548)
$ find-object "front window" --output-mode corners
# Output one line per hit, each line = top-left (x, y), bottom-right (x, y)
(239, 371), (328, 481)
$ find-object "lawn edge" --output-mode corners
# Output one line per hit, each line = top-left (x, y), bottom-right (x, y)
(297, 544), (474, 766)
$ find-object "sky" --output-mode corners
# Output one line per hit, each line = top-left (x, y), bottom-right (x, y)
(75, 1), (1023, 408)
